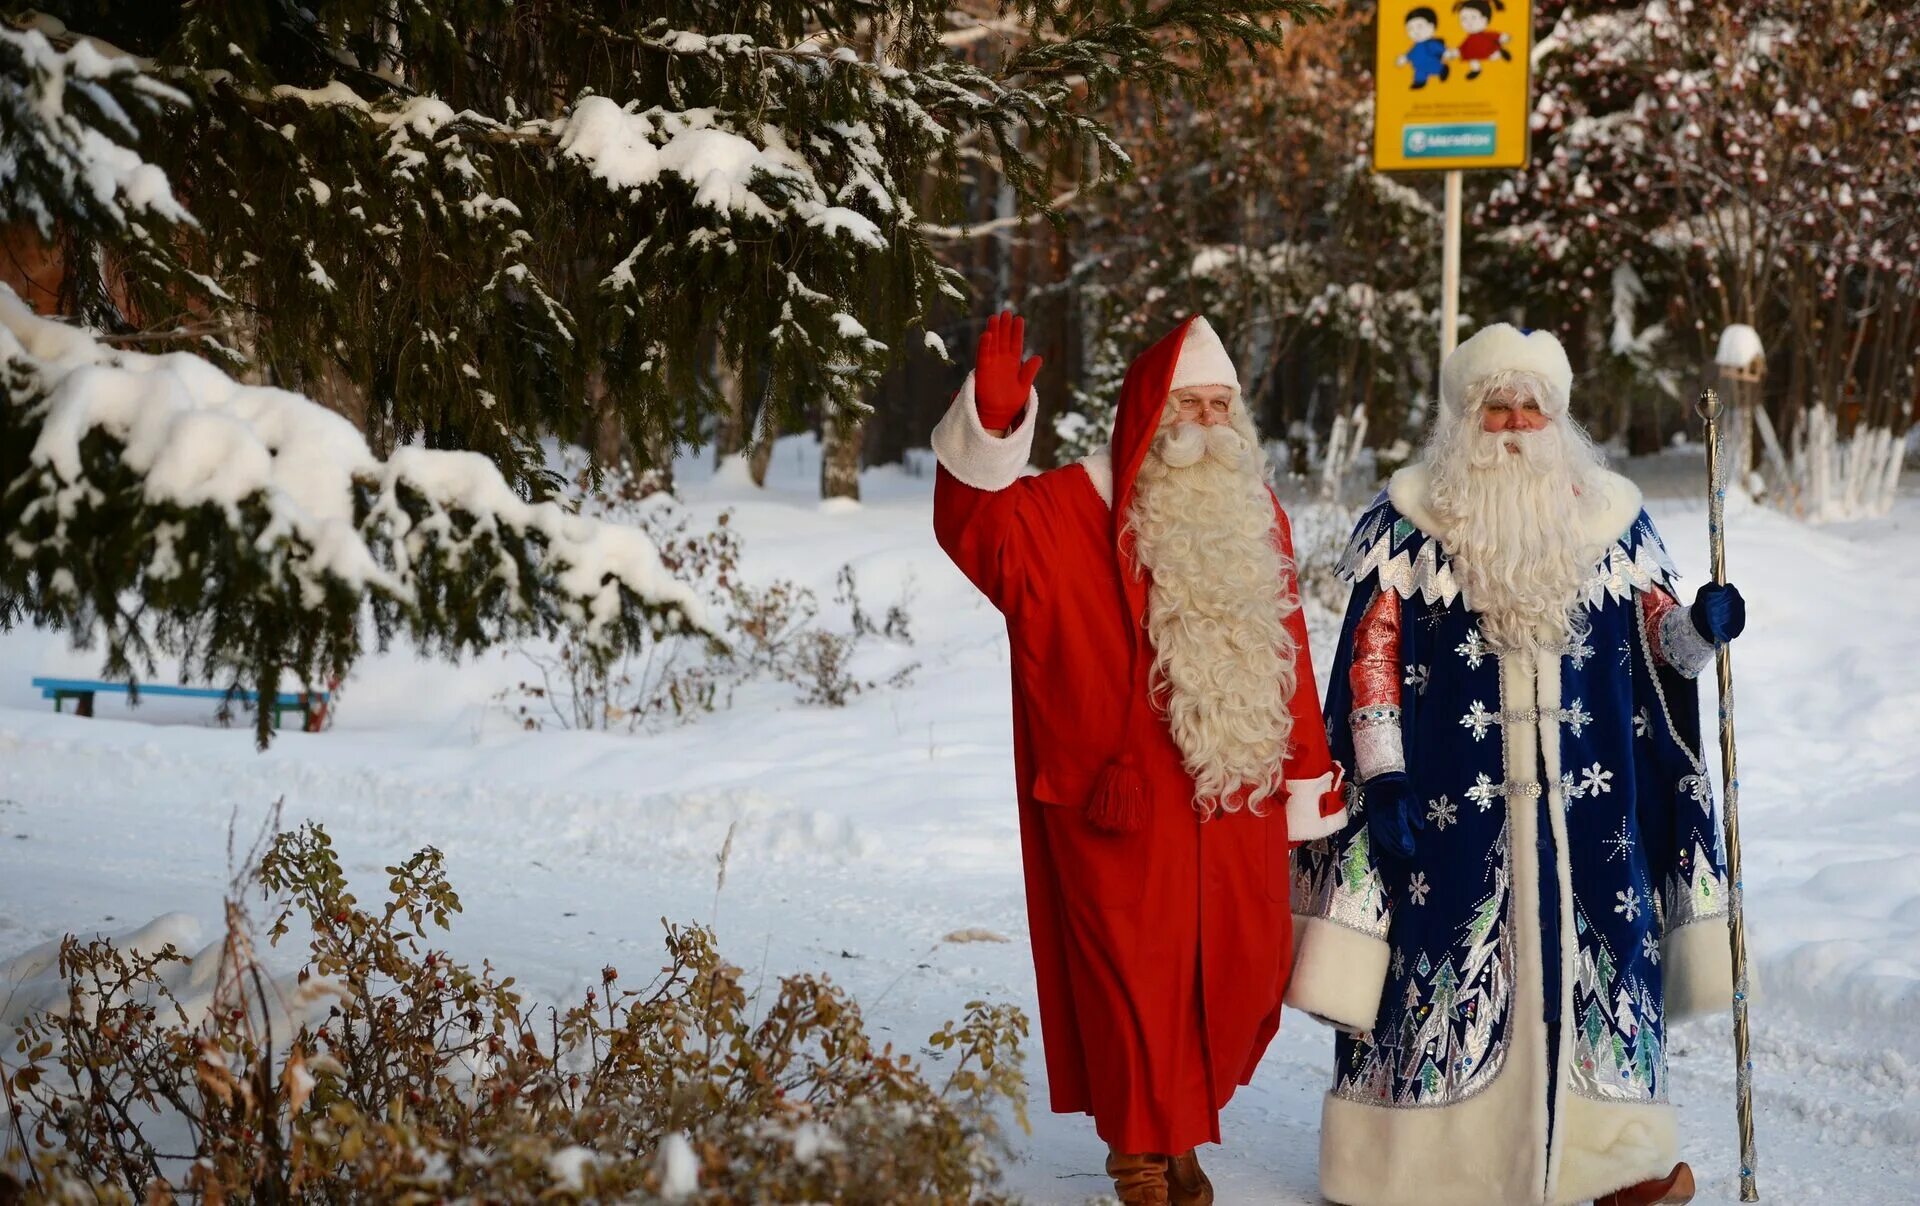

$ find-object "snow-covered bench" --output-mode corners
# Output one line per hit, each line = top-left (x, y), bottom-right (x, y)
(30, 677), (332, 732)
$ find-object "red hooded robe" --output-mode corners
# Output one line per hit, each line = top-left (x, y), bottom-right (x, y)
(930, 317), (1347, 1153)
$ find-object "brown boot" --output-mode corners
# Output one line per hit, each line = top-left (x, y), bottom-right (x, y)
(1166, 1148), (1215, 1206)
(1104, 1149), (1170, 1205)
(1594, 1162), (1696, 1206)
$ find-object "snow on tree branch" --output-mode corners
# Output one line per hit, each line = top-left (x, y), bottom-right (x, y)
(0, 25), (191, 235)
(0, 285), (709, 748)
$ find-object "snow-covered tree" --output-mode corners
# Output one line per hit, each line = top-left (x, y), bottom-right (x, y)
(1485, 0), (1917, 479)
(2, 1), (1318, 496)
(0, 282), (711, 746)
(2, 2), (1326, 738)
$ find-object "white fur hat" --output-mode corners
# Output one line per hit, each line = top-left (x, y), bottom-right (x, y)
(1441, 323), (1573, 414)
(1167, 316), (1240, 396)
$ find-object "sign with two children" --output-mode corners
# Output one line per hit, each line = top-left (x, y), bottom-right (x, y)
(1373, 0), (1532, 171)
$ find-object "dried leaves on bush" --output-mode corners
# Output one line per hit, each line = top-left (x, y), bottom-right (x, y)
(2, 823), (1027, 1202)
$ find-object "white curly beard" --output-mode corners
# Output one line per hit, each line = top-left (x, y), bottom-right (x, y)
(1127, 416), (1297, 818)
(1425, 418), (1609, 657)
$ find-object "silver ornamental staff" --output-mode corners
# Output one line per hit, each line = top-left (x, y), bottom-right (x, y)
(1698, 387), (1759, 1202)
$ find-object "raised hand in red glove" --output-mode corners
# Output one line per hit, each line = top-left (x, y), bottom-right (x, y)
(973, 310), (1044, 432)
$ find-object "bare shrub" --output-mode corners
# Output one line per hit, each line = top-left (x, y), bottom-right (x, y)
(1, 824), (1027, 1202)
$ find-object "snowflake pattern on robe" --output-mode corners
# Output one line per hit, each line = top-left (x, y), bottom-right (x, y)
(1292, 489), (1729, 1109)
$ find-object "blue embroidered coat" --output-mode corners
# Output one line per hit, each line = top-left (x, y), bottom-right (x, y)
(1287, 466), (1734, 1206)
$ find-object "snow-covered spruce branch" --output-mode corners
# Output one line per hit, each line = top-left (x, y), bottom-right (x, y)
(0, 286), (712, 748)
(0, 25), (191, 236)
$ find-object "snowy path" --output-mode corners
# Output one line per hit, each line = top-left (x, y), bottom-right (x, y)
(3, 449), (1918, 1203)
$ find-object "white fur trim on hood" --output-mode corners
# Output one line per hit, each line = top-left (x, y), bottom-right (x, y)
(1442, 323), (1574, 415)
(1167, 315), (1239, 396)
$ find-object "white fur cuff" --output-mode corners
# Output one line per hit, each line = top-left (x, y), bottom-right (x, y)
(929, 371), (1038, 492)
(1286, 769), (1347, 842)
(1286, 914), (1390, 1033)
(1663, 918), (1737, 1019)
(1657, 604), (1716, 679)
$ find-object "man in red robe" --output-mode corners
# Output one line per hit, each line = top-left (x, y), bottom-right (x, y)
(932, 311), (1348, 1203)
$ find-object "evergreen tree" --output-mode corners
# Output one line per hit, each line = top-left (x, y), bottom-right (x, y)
(6, 1), (1321, 488)
(2, 2), (1323, 741)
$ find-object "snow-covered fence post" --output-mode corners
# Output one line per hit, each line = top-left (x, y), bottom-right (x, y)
(1713, 324), (1766, 497)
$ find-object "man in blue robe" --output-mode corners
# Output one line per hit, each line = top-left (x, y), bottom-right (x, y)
(1288, 324), (1746, 1206)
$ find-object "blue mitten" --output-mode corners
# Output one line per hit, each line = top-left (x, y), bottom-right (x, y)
(1364, 772), (1425, 862)
(1690, 581), (1746, 644)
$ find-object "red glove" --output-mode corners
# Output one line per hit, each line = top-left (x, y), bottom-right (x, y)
(973, 310), (1044, 431)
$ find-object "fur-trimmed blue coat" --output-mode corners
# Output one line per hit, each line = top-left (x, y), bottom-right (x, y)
(1287, 465), (1733, 1206)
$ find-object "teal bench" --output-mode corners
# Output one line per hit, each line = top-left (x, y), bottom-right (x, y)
(31, 677), (332, 732)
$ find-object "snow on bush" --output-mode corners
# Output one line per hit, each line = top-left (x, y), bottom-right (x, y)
(0, 284), (709, 745)
(493, 463), (920, 732)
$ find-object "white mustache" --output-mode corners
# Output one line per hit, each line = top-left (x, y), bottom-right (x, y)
(1470, 426), (1559, 474)
(1157, 421), (1249, 469)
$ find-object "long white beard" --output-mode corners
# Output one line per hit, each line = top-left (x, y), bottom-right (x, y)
(1425, 419), (1608, 657)
(1128, 419), (1297, 817)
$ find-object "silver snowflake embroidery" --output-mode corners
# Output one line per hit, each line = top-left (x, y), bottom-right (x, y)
(1392, 948), (1407, 977)
(1642, 933), (1662, 965)
(1605, 817), (1636, 861)
(1559, 771), (1584, 802)
(1562, 698), (1592, 737)
(1456, 629), (1489, 669)
(1408, 872), (1432, 906)
(1615, 887), (1642, 922)
(1427, 796), (1458, 830)
(1404, 663), (1431, 695)
(1633, 707), (1651, 738)
(1566, 635), (1595, 669)
(1579, 762), (1615, 797)
(1678, 774), (1711, 806)
(1617, 637), (1635, 667)
(1466, 773), (1502, 812)
(1460, 700), (1497, 741)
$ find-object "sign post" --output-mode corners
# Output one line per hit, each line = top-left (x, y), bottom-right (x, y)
(1372, 1), (1533, 361)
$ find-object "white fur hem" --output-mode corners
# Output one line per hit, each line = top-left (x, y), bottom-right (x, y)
(1553, 1095), (1679, 1204)
(1663, 917), (1736, 1019)
(1285, 770), (1347, 842)
(1320, 1089), (1675, 1206)
(929, 372), (1038, 491)
(1387, 462), (1645, 552)
(1286, 915), (1389, 1033)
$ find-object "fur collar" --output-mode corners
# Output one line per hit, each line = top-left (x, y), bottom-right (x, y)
(1386, 462), (1644, 551)
(1078, 448), (1115, 508)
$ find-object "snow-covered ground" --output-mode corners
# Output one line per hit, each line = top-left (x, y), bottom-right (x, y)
(3, 440), (1917, 1203)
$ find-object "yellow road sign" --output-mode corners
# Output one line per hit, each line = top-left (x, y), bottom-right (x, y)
(1373, 0), (1533, 172)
